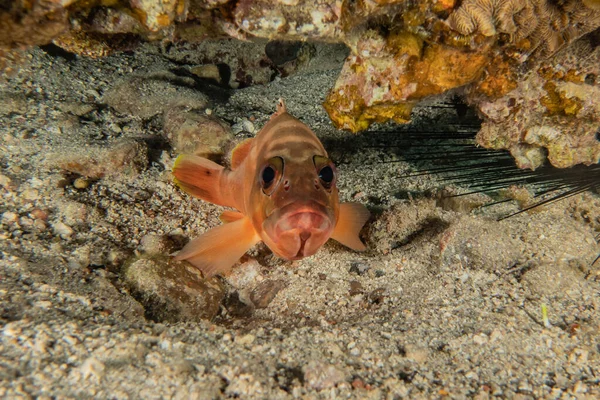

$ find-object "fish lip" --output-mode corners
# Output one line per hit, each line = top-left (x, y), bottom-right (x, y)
(275, 200), (330, 219)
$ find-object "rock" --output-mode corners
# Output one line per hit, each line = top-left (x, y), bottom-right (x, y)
(51, 221), (74, 239)
(438, 216), (521, 272)
(249, 279), (286, 309)
(86, 7), (145, 35)
(138, 234), (176, 257)
(190, 64), (222, 84)
(0, 91), (28, 115)
(103, 72), (208, 119)
(80, 357), (105, 381)
(349, 280), (363, 297)
(2, 211), (18, 225)
(303, 361), (346, 391)
(57, 102), (96, 116)
(234, 0), (343, 40)
(163, 107), (233, 158)
(225, 259), (263, 289)
(349, 261), (370, 275)
(123, 255), (225, 322)
(367, 199), (442, 255)
(521, 262), (585, 299)
(222, 291), (254, 318)
(49, 139), (148, 179)
(73, 177), (90, 190)
(128, 0), (188, 32)
(0, 1), (69, 49)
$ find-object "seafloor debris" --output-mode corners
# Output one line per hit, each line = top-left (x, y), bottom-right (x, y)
(1, 0), (599, 168)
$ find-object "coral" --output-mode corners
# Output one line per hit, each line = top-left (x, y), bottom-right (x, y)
(447, 0), (526, 37)
(233, 0), (344, 40)
(447, 0), (600, 57)
(324, 28), (490, 132)
(129, 0), (188, 32)
(474, 34), (600, 169)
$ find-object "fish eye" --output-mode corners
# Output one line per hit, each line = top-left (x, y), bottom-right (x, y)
(313, 155), (336, 191)
(260, 156), (284, 195)
(319, 165), (334, 184)
(262, 166), (276, 189)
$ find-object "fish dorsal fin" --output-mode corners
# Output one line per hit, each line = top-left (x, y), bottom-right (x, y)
(276, 98), (287, 114)
(230, 138), (254, 170)
(330, 202), (370, 251)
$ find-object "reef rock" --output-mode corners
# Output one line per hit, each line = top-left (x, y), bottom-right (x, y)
(474, 34), (600, 169)
(123, 255), (225, 322)
(1, 0), (599, 168)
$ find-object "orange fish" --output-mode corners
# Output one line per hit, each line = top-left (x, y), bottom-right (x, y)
(172, 99), (370, 277)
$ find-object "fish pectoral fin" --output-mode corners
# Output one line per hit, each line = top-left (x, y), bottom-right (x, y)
(330, 202), (370, 251)
(172, 154), (235, 208)
(219, 210), (244, 223)
(174, 217), (260, 278)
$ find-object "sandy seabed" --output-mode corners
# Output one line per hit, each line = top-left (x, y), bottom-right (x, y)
(1, 41), (599, 399)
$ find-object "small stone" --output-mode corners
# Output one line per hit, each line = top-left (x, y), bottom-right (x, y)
(73, 177), (90, 189)
(81, 357), (105, 381)
(349, 280), (363, 296)
(123, 256), (225, 322)
(404, 344), (429, 363)
(191, 64), (222, 84)
(139, 234), (175, 256)
(226, 259), (262, 289)
(29, 209), (49, 220)
(234, 334), (255, 345)
(0, 174), (13, 188)
(51, 221), (74, 238)
(232, 118), (256, 134)
(164, 107), (233, 159)
(349, 261), (370, 275)
(473, 333), (489, 345)
(249, 279), (286, 308)
(21, 188), (39, 201)
(304, 361), (346, 391)
(2, 211), (18, 225)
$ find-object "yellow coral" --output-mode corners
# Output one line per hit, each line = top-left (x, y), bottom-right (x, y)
(540, 82), (583, 117)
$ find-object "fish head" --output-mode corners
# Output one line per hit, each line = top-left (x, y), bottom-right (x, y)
(250, 152), (340, 260)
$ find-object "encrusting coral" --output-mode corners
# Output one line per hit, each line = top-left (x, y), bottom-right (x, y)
(475, 33), (600, 169)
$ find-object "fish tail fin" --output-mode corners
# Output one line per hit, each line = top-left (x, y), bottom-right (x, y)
(330, 202), (370, 251)
(172, 154), (236, 208)
(175, 217), (260, 278)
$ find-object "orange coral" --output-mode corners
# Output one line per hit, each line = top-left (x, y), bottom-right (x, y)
(324, 31), (490, 131)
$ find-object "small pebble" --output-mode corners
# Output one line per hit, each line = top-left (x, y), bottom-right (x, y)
(73, 177), (90, 189)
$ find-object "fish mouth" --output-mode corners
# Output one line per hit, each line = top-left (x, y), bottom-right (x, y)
(263, 201), (334, 260)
